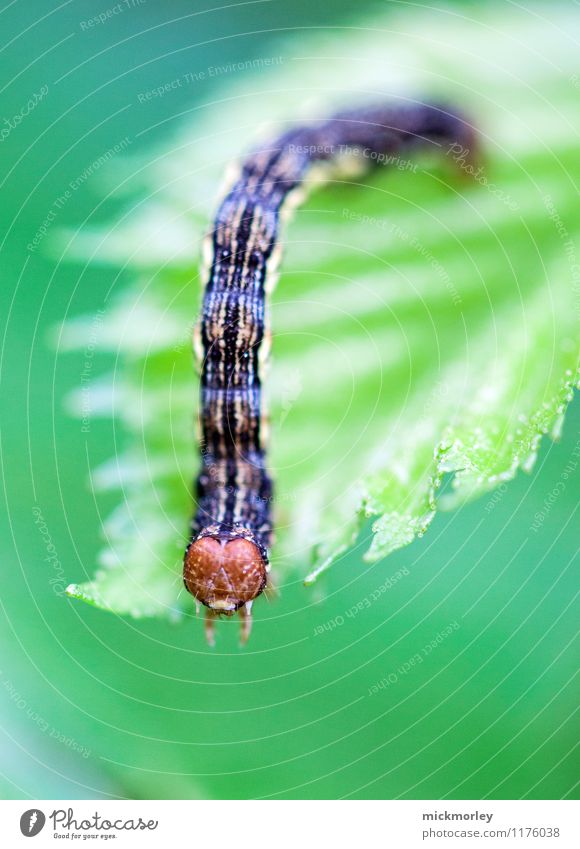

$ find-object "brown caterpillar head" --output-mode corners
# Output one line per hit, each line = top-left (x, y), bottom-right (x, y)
(183, 536), (267, 614)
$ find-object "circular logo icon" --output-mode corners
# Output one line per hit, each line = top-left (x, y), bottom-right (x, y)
(19, 810), (46, 837)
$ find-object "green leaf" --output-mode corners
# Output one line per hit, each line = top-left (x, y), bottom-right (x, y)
(61, 3), (579, 617)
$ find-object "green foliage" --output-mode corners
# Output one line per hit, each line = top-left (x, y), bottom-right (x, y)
(62, 4), (579, 618)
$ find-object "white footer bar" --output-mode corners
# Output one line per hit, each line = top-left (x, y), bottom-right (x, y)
(1, 799), (578, 848)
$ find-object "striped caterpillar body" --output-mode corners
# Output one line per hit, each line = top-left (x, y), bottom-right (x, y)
(183, 101), (477, 644)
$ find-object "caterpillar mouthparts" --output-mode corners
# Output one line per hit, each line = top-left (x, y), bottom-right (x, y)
(184, 534), (268, 645)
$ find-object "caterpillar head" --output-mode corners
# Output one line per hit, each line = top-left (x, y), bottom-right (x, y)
(183, 535), (268, 644)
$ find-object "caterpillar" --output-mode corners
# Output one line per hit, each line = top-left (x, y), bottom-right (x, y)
(183, 101), (477, 644)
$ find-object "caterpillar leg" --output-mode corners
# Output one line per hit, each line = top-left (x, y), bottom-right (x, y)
(204, 609), (217, 647)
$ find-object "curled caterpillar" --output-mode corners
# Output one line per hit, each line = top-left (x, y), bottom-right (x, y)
(183, 101), (477, 644)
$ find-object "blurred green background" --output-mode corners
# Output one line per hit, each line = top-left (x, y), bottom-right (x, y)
(0, 0), (577, 800)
